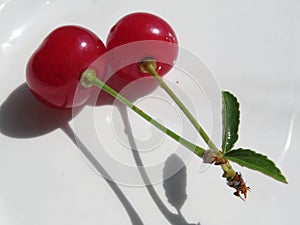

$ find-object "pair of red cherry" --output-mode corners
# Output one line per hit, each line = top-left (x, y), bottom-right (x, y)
(26, 12), (178, 109)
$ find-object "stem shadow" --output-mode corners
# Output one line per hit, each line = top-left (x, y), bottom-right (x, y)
(61, 123), (144, 225)
(1, 83), (144, 224)
(118, 105), (200, 225)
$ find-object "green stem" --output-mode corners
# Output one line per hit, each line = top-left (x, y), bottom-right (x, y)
(142, 64), (240, 188)
(143, 61), (219, 152)
(80, 69), (205, 157)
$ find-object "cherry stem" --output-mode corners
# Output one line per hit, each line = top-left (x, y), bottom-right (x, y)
(142, 61), (243, 195)
(142, 61), (219, 152)
(81, 69), (243, 199)
(80, 69), (205, 157)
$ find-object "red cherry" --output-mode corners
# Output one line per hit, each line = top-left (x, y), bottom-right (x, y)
(106, 12), (178, 81)
(26, 25), (107, 109)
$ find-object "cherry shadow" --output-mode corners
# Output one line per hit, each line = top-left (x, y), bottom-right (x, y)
(0, 83), (82, 138)
(118, 105), (201, 225)
(0, 83), (144, 224)
(1, 75), (200, 224)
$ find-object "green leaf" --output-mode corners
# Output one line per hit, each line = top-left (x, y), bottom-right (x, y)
(222, 91), (240, 153)
(223, 148), (287, 183)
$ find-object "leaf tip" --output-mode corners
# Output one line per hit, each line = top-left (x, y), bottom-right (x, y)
(281, 177), (288, 184)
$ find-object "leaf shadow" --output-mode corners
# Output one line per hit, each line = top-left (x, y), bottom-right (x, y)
(163, 154), (187, 213)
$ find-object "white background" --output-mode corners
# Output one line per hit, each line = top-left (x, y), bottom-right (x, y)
(1, 0), (299, 224)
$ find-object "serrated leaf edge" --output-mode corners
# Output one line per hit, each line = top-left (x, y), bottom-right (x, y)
(223, 148), (287, 183)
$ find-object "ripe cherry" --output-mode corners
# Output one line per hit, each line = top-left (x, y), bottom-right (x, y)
(106, 12), (178, 81)
(26, 25), (107, 109)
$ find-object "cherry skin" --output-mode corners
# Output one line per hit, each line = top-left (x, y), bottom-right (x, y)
(106, 12), (178, 81)
(26, 25), (107, 109)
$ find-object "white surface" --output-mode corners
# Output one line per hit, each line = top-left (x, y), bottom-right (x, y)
(1, 0), (300, 225)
